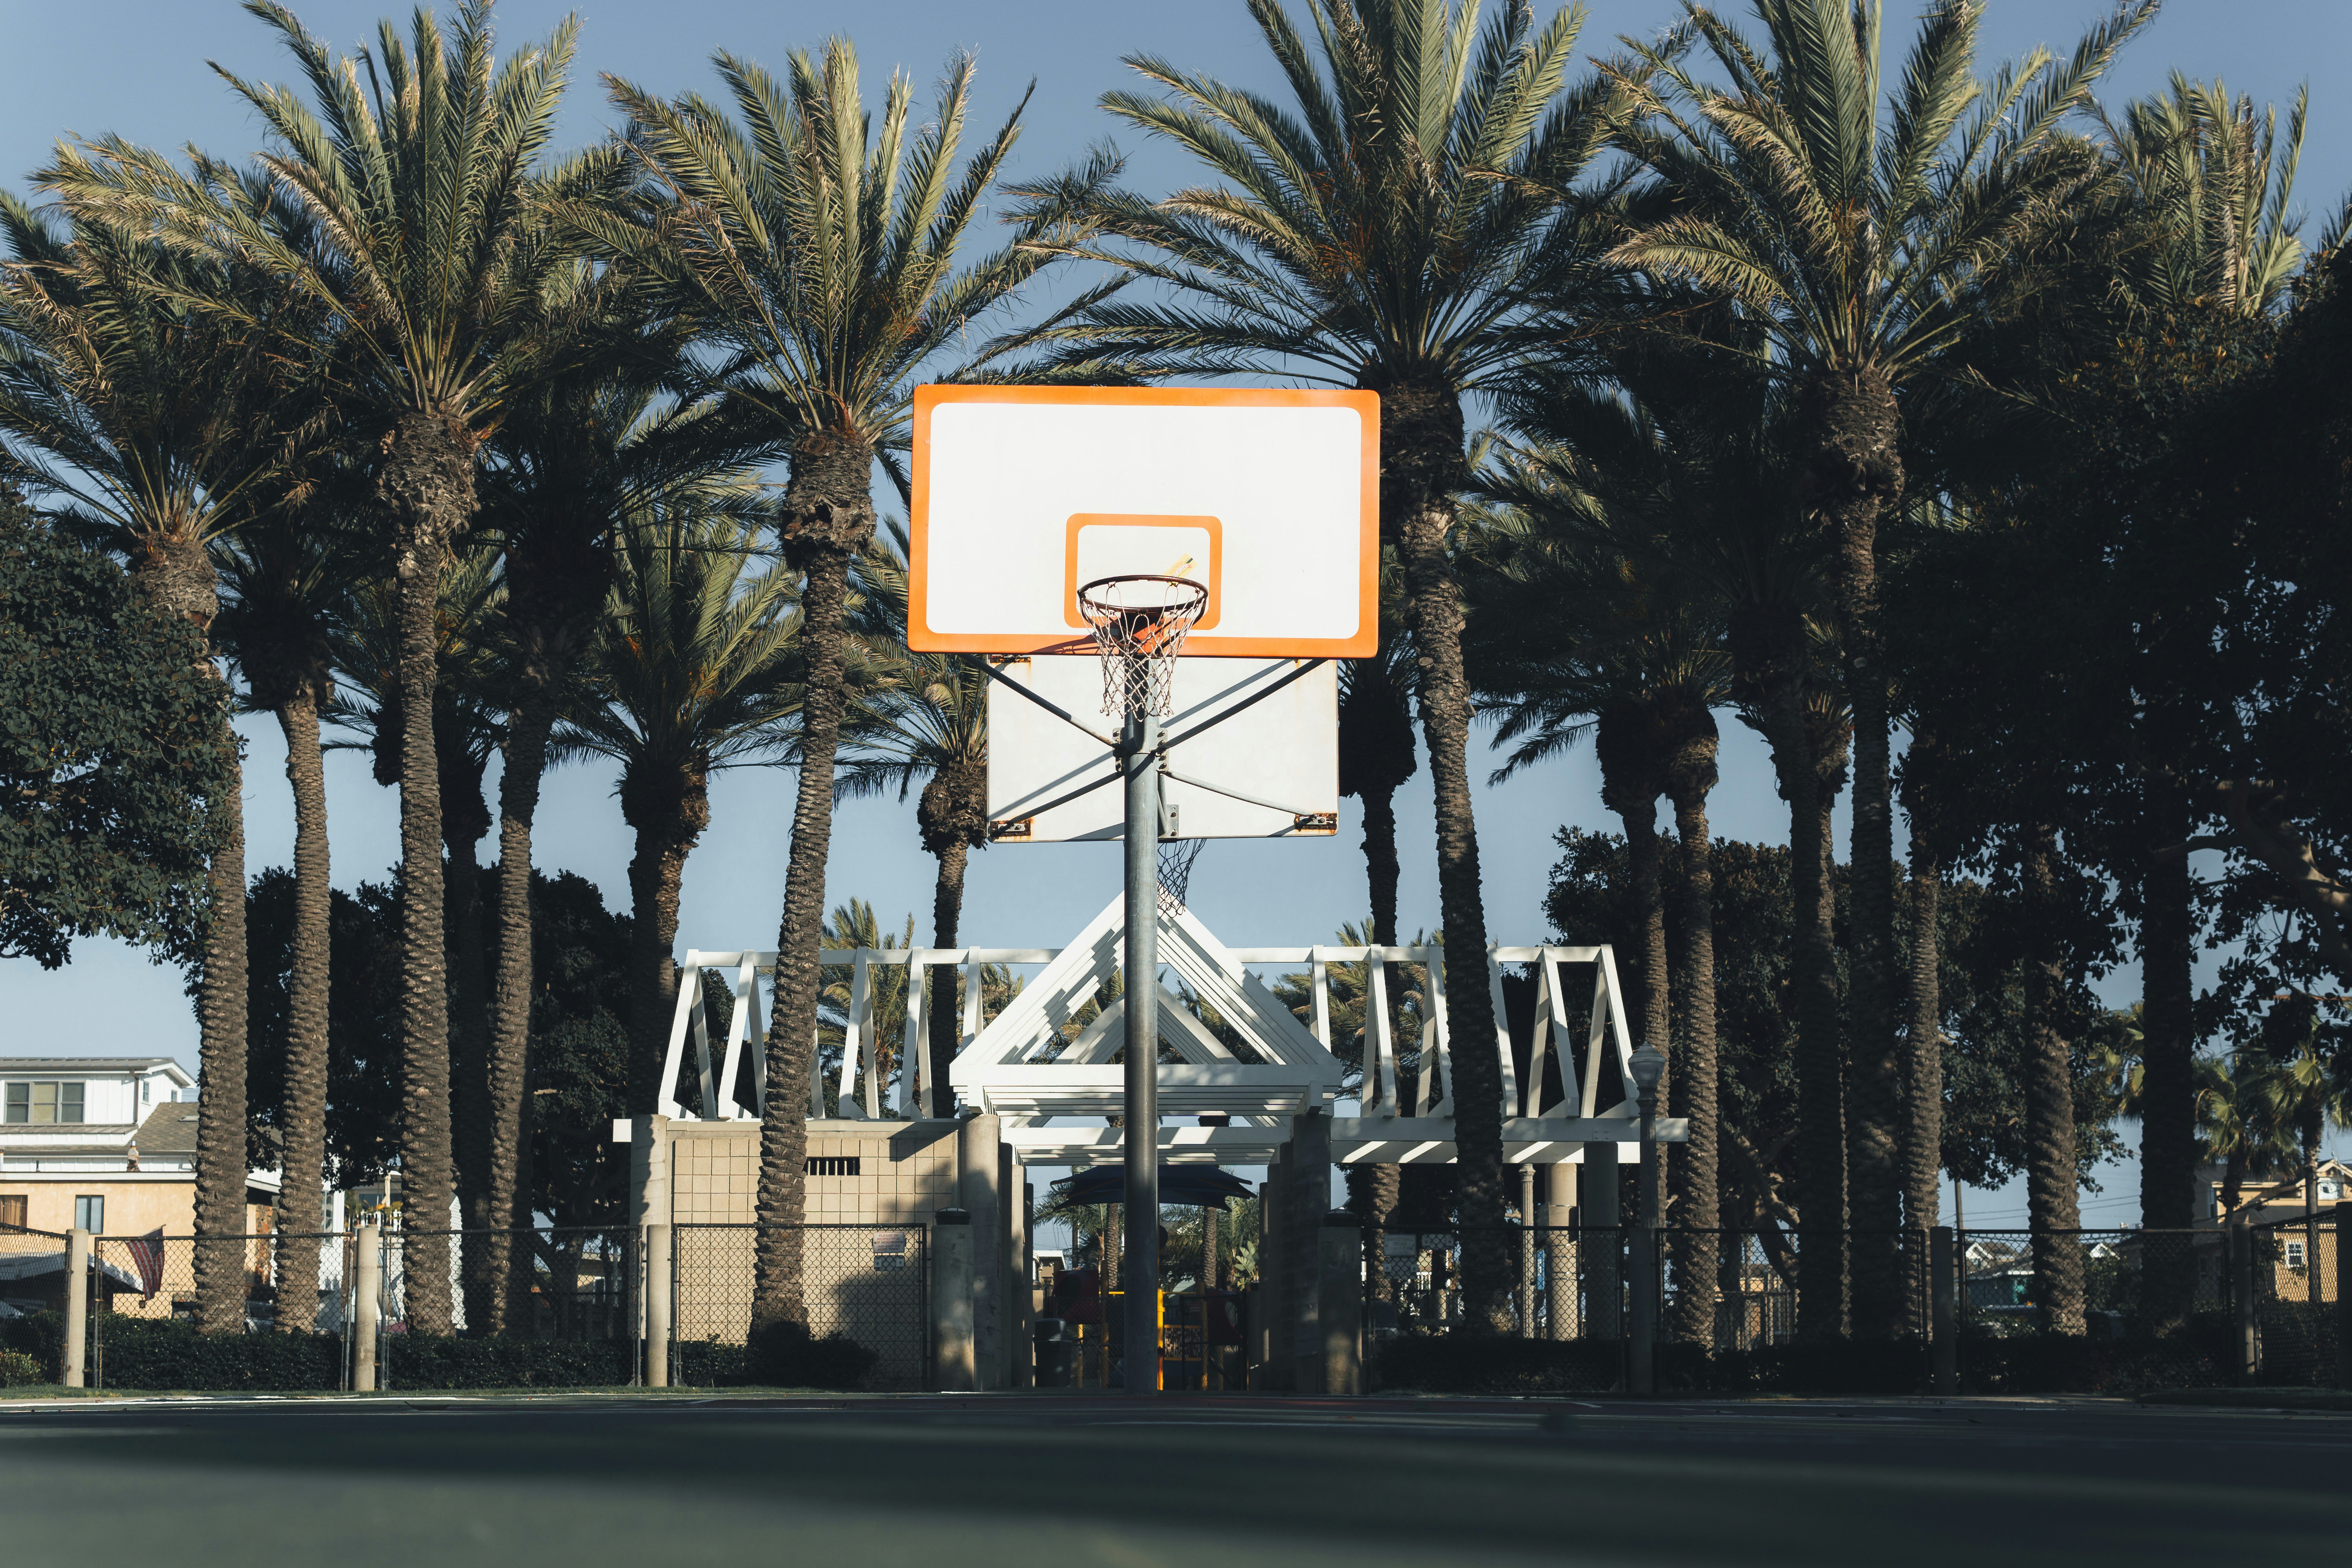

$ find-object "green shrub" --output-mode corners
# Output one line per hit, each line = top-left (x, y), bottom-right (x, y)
(88, 1318), (343, 1391)
(1372, 1335), (1628, 1394)
(0, 1310), (65, 1380)
(0, 1348), (43, 1387)
(384, 1335), (631, 1389)
(745, 1320), (880, 1389)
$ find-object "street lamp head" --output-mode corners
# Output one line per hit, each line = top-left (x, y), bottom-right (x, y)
(1629, 1046), (1666, 1094)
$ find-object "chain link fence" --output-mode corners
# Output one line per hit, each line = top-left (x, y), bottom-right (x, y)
(671, 1222), (930, 1390)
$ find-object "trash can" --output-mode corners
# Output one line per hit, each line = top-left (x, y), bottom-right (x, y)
(1034, 1316), (1076, 1388)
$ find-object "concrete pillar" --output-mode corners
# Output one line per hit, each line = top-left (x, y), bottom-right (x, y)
(1583, 1147), (1622, 1340)
(1930, 1225), (1956, 1395)
(932, 1208), (976, 1392)
(1289, 1111), (1331, 1393)
(2230, 1216), (2257, 1383)
(63, 1227), (89, 1388)
(352, 1219), (382, 1392)
(958, 1114), (1003, 1389)
(1318, 1210), (1363, 1396)
(645, 1223), (672, 1389)
(1007, 1161), (1032, 1390)
(1542, 1163), (1577, 1340)
(1258, 1146), (1288, 1389)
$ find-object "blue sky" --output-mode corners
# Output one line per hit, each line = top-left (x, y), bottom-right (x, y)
(3, 0), (2345, 1226)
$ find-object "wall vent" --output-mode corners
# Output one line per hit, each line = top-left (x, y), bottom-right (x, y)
(806, 1156), (861, 1177)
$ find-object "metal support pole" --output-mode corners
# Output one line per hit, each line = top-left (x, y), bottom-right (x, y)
(1121, 711), (1162, 1397)
(1517, 1162), (1536, 1337)
(2230, 1216), (2257, 1384)
(1930, 1225), (1956, 1395)
(645, 1223), (671, 1389)
(63, 1227), (89, 1388)
(352, 1219), (382, 1392)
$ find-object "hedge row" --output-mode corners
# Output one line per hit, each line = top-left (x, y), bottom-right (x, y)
(0, 1312), (878, 1391)
(1369, 1315), (2285, 1397)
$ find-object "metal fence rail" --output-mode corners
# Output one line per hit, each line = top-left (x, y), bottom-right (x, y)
(671, 1222), (929, 1390)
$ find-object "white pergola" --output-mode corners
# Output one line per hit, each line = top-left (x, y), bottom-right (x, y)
(652, 895), (1685, 1166)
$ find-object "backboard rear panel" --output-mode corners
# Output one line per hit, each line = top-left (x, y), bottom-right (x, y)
(987, 657), (1338, 842)
(910, 386), (1379, 657)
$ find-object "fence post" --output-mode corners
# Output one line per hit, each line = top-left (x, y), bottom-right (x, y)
(1318, 1211), (1363, 1396)
(2230, 1216), (2257, 1385)
(2335, 1200), (2350, 1392)
(353, 1219), (382, 1392)
(1584, 1148), (1621, 1341)
(1930, 1226), (1956, 1395)
(1628, 1224), (1657, 1396)
(644, 1223), (671, 1390)
(63, 1227), (90, 1388)
(932, 1208), (975, 1392)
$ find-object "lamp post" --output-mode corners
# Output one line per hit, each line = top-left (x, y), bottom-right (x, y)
(1628, 1045), (1666, 1395)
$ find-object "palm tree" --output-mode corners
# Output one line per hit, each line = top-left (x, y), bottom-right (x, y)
(1019, 0), (1628, 1325)
(1468, 442), (1733, 1344)
(2087, 73), (2310, 1306)
(211, 486), (357, 1331)
(597, 38), (1096, 1329)
(554, 499), (808, 1113)
(1603, 0), (2152, 1337)
(48, 0), (603, 1332)
(1334, 633), (1417, 1276)
(474, 352), (759, 1332)
(0, 189), (318, 1332)
(838, 530), (988, 1118)
(815, 900), (919, 1116)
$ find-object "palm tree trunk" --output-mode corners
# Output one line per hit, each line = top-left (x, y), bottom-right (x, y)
(382, 409), (472, 1337)
(755, 436), (875, 1328)
(1900, 853), (1943, 1331)
(1812, 368), (1902, 1341)
(1663, 733), (1719, 1347)
(485, 681), (561, 1334)
(2138, 779), (2198, 1327)
(443, 738), (492, 1331)
(193, 746), (250, 1334)
(1383, 385), (1509, 1329)
(1354, 782), (1404, 1300)
(274, 689), (331, 1333)
(928, 840), (969, 1118)
(1743, 670), (1847, 1339)
(625, 770), (708, 1112)
(137, 536), (247, 1335)
(2021, 825), (2085, 1335)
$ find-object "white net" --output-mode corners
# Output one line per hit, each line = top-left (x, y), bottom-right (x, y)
(1078, 574), (1208, 718)
(1157, 837), (1207, 914)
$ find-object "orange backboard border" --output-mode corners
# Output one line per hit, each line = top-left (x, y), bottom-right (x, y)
(908, 384), (1380, 658)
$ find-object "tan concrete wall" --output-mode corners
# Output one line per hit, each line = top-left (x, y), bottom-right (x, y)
(665, 1119), (963, 1227)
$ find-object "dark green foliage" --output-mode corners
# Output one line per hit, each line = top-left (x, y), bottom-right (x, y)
(1546, 827), (2126, 1216)
(0, 1348), (40, 1387)
(0, 494), (236, 967)
(385, 1334), (633, 1389)
(743, 1319), (881, 1389)
(241, 864), (631, 1213)
(1372, 1334), (1630, 1394)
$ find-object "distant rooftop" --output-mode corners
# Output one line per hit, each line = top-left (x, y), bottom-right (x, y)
(0, 1058), (191, 1078)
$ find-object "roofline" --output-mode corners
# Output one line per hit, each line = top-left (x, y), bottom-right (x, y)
(0, 1058), (194, 1086)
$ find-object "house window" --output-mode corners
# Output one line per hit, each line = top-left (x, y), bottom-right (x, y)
(0, 1195), (26, 1229)
(2285, 1240), (2307, 1270)
(140, 1079), (151, 1105)
(73, 1195), (105, 1232)
(4, 1082), (85, 1123)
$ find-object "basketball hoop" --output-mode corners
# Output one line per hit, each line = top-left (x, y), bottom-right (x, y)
(1076, 573), (1208, 719)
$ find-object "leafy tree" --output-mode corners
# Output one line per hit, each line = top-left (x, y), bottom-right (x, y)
(0, 495), (236, 967)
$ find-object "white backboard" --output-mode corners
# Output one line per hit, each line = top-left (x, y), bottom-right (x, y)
(987, 657), (1339, 842)
(909, 386), (1379, 658)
